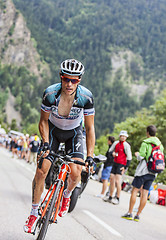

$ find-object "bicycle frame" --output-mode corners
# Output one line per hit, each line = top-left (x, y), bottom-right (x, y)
(39, 162), (69, 223)
(35, 152), (86, 239)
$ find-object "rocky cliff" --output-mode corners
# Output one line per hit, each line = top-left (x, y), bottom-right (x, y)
(0, 0), (51, 127)
(0, 0), (50, 82)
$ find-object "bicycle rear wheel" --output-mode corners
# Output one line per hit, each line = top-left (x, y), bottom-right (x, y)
(36, 180), (63, 240)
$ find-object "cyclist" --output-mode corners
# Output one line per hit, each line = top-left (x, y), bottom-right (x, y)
(24, 59), (95, 234)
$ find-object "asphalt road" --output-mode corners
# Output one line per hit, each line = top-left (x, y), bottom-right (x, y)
(0, 147), (166, 240)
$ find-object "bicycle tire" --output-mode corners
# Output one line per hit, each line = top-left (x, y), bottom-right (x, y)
(68, 187), (81, 213)
(80, 170), (89, 195)
(80, 180), (89, 195)
(36, 180), (63, 240)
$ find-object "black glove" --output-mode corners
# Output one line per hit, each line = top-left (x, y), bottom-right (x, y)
(85, 156), (96, 169)
(42, 142), (50, 152)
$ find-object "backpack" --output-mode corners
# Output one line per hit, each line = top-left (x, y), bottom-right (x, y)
(147, 144), (165, 173)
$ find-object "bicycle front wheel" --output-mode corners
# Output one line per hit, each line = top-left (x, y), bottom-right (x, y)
(36, 180), (63, 240)
(68, 186), (81, 213)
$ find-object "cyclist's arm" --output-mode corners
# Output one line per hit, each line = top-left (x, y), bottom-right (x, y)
(84, 114), (95, 158)
(39, 109), (50, 143)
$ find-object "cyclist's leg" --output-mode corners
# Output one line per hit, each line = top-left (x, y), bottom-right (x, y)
(24, 121), (59, 233)
(65, 125), (84, 192)
(24, 158), (54, 233)
(59, 126), (84, 217)
(33, 121), (60, 204)
(67, 160), (83, 191)
(32, 159), (52, 204)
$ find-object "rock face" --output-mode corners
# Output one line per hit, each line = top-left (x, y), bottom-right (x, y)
(0, 0), (51, 127)
(5, 90), (22, 127)
(111, 50), (148, 98)
(0, 0), (50, 82)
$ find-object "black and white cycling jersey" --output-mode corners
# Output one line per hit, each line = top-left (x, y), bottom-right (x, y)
(41, 83), (95, 130)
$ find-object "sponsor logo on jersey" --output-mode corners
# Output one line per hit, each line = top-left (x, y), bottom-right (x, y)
(75, 142), (81, 151)
(51, 106), (82, 120)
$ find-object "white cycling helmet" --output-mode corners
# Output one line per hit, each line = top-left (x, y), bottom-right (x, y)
(60, 59), (85, 78)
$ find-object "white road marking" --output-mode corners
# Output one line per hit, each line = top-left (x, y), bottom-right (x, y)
(83, 210), (122, 237)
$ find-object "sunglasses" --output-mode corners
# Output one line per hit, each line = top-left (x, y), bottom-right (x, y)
(61, 76), (80, 84)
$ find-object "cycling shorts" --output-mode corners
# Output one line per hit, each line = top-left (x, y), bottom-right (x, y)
(111, 162), (126, 175)
(45, 120), (84, 162)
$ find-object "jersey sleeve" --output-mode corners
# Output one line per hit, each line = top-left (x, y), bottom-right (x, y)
(41, 90), (52, 113)
(83, 90), (95, 116)
(40, 84), (60, 113)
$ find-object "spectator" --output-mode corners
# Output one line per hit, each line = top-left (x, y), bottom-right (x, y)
(10, 137), (15, 152)
(12, 137), (18, 158)
(29, 135), (40, 164)
(122, 125), (164, 222)
(0, 135), (5, 147)
(17, 136), (24, 158)
(104, 130), (132, 204)
(5, 136), (11, 149)
(21, 136), (29, 161)
(96, 136), (115, 198)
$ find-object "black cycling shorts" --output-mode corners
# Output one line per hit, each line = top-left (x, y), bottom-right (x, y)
(45, 120), (84, 162)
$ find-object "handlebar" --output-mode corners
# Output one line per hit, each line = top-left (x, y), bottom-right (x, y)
(39, 150), (85, 166)
(51, 151), (86, 166)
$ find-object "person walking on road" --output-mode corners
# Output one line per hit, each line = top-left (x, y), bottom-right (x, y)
(104, 130), (132, 205)
(122, 125), (164, 221)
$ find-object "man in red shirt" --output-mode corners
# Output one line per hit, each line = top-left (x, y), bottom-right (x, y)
(104, 130), (132, 204)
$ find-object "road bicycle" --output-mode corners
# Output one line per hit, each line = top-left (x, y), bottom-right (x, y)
(45, 147), (90, 213)
(33, 150), (87, 240)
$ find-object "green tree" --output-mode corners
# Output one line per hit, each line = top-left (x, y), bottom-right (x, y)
(152, 89), (166, 147)
(10, 119), (18, 131)
(25, 123), (40, 136)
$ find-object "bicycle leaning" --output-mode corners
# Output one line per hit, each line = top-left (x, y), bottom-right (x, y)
(33, 150), (88, 240)
(45, 146), (90, 213)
